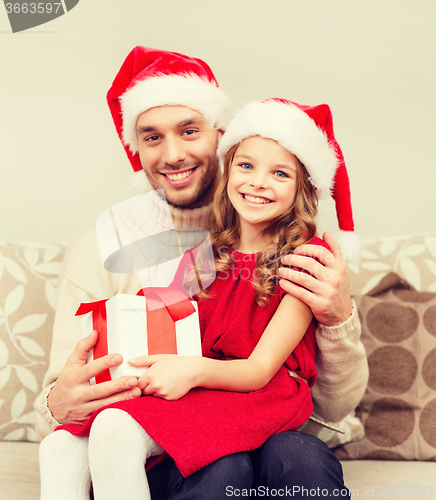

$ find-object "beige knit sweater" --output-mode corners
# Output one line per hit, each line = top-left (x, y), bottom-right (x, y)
(34, 199), (367, 440)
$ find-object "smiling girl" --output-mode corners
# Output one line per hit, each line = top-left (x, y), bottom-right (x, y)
(40, 98), (351, 500)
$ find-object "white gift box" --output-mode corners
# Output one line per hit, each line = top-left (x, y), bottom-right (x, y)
(76, 289), (202, 384)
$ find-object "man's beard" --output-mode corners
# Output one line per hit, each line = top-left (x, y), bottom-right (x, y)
(144, 154), (220, 209)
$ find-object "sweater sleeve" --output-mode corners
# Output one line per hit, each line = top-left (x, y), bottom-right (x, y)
(310, 300), (369, 422)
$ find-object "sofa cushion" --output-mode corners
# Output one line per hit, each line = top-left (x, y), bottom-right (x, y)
(342, 460), (436, 494)
(0, 441), (40, 500)
(0, 241), (67, 442)
(336, 272), (436, 461)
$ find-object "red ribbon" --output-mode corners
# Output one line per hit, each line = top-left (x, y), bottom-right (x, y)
(137, 287), (195, 355)
(75, 288), (195, 383)
(76, 299), (111, 384)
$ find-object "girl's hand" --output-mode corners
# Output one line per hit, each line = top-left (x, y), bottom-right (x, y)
(129, 355), (201, 400)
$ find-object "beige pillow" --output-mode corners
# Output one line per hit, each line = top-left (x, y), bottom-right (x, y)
(0, 241), (67, 442)
(349, 234), (436, 296)
(336, 273), (436, 461)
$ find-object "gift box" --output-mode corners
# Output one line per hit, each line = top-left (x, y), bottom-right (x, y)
(75, 287), (202, 384)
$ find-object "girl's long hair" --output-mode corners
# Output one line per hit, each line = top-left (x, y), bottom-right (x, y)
(185, 141), (319, 306)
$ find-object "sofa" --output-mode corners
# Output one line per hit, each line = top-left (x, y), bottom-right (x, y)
(0, 234), (435, 499)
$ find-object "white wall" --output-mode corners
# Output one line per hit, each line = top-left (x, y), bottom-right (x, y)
(1, 0), (435, 244)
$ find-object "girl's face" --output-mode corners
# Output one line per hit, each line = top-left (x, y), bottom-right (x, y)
(227, 136), (299, 234)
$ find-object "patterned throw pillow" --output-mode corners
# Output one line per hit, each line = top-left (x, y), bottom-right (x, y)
(0, 241), (67, 442)
(349, 234), (436, 296)
(336, 273), (436, 461)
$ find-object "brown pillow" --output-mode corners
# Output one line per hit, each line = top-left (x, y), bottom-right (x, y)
(336, 273), (436, 461)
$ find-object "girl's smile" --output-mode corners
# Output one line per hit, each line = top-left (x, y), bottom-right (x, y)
(227, 136), (299, 236)
(241, 193), (273, 205)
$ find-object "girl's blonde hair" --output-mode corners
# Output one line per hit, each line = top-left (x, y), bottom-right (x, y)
(184, 139), (319, 306)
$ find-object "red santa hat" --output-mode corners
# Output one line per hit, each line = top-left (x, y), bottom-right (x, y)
(217, 98), (359, 262)
(107, 46), (233, 173)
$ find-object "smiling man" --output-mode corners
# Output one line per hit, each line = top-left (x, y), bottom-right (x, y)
(35, 47), (367, 500)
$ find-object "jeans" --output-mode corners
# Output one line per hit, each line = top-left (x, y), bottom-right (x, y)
(147, 431), (350, 500)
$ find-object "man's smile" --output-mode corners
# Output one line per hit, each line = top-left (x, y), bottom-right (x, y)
(162, 167), (197, 186)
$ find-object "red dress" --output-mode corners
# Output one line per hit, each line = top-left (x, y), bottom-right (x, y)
(58, 237), (327, 477)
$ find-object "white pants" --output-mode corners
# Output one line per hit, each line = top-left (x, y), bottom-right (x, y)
(39, 408), (163, 500)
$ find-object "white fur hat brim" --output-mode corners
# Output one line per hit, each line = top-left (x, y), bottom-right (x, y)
(121, 73), (233, 155)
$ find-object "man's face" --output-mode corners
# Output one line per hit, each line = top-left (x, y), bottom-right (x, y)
(136, 106), (221, 208)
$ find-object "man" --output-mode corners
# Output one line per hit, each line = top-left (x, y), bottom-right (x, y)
(35, 47), (367, 499)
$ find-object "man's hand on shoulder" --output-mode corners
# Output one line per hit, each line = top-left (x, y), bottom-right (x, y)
(47, 330), (141, 425)
(278, 232), (353, 327)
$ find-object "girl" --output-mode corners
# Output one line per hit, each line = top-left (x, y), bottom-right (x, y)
(39, 98), (348, 500)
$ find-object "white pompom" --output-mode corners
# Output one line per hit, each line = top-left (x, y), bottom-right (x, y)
(332, 230), (361, 265)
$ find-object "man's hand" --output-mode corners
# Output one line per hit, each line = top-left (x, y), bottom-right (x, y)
(47, 330), (142, 425)
(278, 232), (353, 327)
(129, 354), (200, 400)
